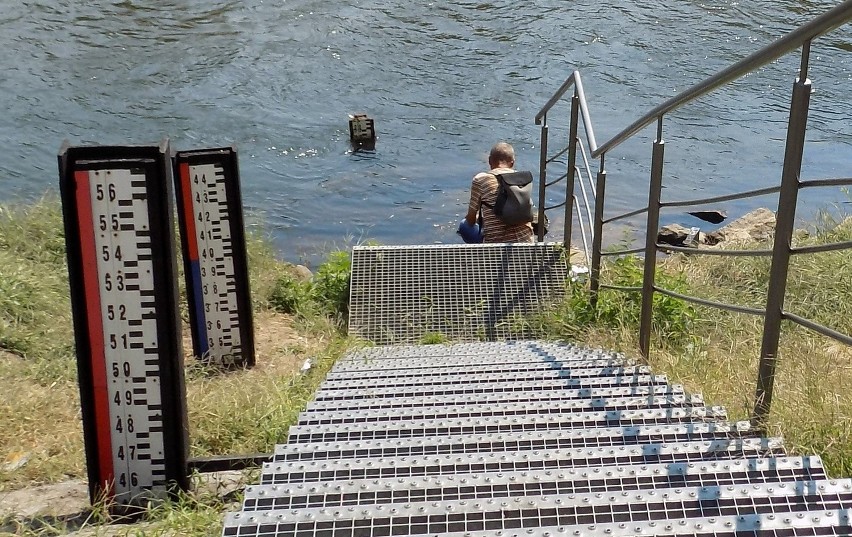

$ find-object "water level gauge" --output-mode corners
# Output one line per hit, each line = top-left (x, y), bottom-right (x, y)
(58, 141), (188, 509)
(173, 147), (254, 368)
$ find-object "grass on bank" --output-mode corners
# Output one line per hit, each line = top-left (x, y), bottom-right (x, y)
(1, 197), (851, 534)
(0, 198), (355, 535)
(525, 210), (852, 477)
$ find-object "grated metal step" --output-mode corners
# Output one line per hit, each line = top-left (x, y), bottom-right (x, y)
(347, 244), (570, 344)
(305, 385), (688, 412)
(285, 407), (730, 444)
(241, 457), (827, 511)
(295, 395), (707, 426)
(313, 375), (672, 402)
(274, 423), (753, 462)
(223, 342), (852, 536)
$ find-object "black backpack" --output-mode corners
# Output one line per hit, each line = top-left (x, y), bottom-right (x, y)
(484, 171), (535, 225)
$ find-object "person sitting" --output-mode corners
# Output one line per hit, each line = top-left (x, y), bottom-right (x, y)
(463, 142), (534, 243)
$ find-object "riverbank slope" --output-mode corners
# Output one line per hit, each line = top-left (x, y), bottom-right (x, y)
(1, 198), (850, 536)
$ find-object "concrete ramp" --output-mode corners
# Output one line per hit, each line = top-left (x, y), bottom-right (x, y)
(348, 244), (570, 344)
(223, 341), (852, 536)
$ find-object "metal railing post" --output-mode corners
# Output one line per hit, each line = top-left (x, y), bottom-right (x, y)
(639, 118), (666, 359)
(590, 155), (606, 308)
(538, 122), (549, 243)
(752, 43), (813, 430)
(563, 94), (580, 252)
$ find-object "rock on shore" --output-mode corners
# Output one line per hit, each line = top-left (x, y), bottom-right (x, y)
(657, 208), (776, 248)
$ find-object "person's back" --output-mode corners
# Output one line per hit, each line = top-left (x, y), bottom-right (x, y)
(465, 142), (534, 243)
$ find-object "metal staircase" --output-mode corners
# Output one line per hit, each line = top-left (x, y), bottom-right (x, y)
(222, 341), (852, 536)
(221, 3), (852, 535)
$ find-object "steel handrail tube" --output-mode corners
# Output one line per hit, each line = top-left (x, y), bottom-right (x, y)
(654, 287), (766, 317)
(601, 246), (645, 257)
(790, 240), (852, 256)
(535, 71), (599, 157)
(752, 71), (813, 430)
(574, 163), (595, 239)
(591, 0), (852, 158)
(546, 146), (570, 164)
(590, 163), (607, 307)
(535, 72), (576, 124)
(572, 73), (598, 153)
(577, 138), (598, 198)
(639, 122), (666, 359)
(799, 177), (852, 189)
(574, 195), (591, 265)
(545, 173), (568, 188)
(603, 206), (650, 225)
(660, 185), (783, 209)
(538, 124), (549, 243)
(783, 311), (852, 346)
(658, 245), (774, 257)
(563, 94), (581, 252)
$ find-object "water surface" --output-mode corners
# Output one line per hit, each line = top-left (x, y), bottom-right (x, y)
(1, 0), (850, 263)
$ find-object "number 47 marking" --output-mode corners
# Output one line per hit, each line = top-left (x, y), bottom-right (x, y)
(117, 445), (137, 460)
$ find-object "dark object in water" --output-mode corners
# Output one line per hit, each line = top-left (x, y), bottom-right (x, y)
(349, 114), (376, 150)
(688, 210), (727, 224)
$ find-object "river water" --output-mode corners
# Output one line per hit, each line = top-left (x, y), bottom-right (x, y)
(2, 0), (851, 263)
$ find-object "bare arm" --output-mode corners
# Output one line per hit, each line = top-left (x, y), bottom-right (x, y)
(465, 206), (478, 225)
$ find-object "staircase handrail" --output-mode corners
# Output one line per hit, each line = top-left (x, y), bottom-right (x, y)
(592, 0), (852, 158)
(534, 71), (598, 153)
(534, 0), (852, 431)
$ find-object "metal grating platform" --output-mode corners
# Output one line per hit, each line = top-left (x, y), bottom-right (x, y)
(347, 244), (569, 344)
(223, 341), (852, 536)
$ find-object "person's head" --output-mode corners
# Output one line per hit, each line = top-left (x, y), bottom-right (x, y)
(488, 142), (515, 169)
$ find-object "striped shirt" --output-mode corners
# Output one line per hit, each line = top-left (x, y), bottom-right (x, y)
(468, 168), (534, 243)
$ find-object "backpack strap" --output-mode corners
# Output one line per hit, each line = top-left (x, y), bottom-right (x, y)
(478, 172), (499, 210)
(496, 171), (533, 186)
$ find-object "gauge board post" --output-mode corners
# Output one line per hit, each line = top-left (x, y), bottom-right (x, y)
(173, 147), (255, 369)
(58, 140), (189, 510)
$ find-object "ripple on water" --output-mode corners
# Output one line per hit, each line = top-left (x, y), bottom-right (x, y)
(1, 0), (851, 262)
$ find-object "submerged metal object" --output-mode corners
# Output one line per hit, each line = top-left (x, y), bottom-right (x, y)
(348, 244), (570, 344)
(223, 341), (852, 536)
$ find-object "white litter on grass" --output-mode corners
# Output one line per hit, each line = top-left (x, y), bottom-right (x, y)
(570, 265), (590, 282)
(2, 451), (29, 472)
(300, 358), (313, 373)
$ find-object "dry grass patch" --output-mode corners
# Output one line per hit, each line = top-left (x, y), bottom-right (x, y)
(552, 213), (852, 476)
(0, 198), (351, 488)
(0, 198), (352, 535)
(186, 310), (340, 457)
(0, 354), (84, 491)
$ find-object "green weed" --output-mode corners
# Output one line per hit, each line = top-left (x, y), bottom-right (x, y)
(420, 332), (449, 344)
(269, 250), (351, 322)
(311, 250), (351, 316)
(528, 255), (696, 347)
(268, 276), (312, 316)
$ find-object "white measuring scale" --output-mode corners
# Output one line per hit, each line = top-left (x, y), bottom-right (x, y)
(59, 143), (188, 509)
(174, 148), (254, 368)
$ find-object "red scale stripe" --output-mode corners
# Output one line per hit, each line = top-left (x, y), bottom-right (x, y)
(75, 170), (115, 496)
(179, 162), (199, 261)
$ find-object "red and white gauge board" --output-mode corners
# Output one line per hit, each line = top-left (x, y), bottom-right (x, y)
(173, 147), (254, 368)
(58, 141), (188, 510)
